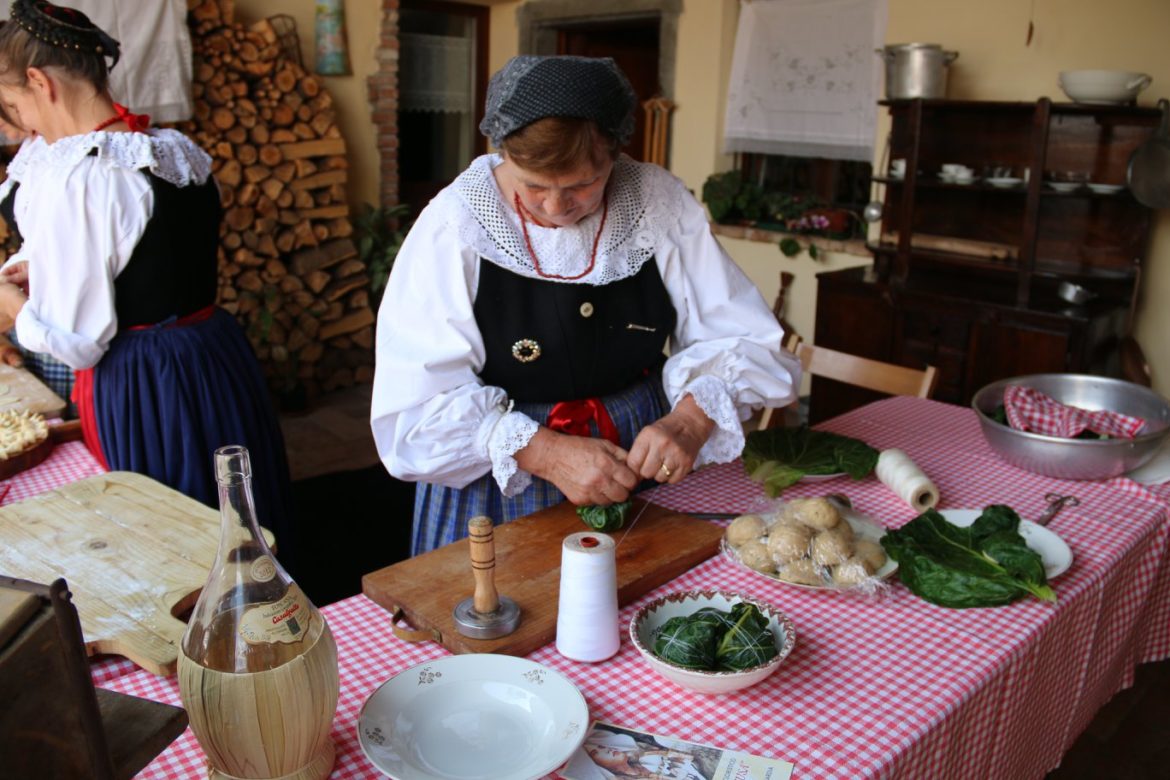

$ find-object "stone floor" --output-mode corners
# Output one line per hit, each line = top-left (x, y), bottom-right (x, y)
(1046, 659), (1170, 779)
(278, 383), (380, 482)
(279, 385), (1168, 776)
(277, 383), (413, 606)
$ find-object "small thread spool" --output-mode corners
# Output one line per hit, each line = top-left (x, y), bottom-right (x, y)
(876, 448), (939, 512)
(556, 531), (619, 662)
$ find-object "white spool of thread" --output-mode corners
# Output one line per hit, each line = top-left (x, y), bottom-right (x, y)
(556, 531), (620, 662)
(876, 448), (940, 512)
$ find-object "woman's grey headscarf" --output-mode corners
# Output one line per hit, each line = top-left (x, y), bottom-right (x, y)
(478, 55), (637, 147)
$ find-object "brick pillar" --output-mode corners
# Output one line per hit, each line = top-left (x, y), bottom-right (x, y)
(368, 0), (400, 208)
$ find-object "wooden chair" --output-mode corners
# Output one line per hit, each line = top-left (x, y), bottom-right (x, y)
(758, 335), (938, 429)
(0, 576), (187, 779)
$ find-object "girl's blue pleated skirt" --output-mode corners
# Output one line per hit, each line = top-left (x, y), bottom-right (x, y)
(411, 376), (669, 555)
(91, 308), (295, 557)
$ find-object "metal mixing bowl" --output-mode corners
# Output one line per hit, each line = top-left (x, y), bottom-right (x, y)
(971, 374), (1170, 480)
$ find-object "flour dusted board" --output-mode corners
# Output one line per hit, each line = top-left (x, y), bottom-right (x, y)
(362, 500), (726, 657)
(0, 472), (275, 676)
(0, 363), (66, 417)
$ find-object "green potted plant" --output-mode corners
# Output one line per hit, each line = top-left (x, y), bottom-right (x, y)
(701, 170), (766, 223)
(354, 202), (413, 309)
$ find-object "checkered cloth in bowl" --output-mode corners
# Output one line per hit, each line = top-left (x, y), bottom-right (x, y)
(1004, 384), (1146, 439)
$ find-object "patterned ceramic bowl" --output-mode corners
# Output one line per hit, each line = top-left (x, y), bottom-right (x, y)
(629, 589), (796, 695)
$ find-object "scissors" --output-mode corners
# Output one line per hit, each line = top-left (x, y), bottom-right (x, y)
(1036, 493), (1079, 526)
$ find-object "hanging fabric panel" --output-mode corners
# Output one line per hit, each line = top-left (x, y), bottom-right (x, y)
(723, 0), (886, 162)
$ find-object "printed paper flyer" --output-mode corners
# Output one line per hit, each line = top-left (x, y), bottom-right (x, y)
(559, 721), (795, 780)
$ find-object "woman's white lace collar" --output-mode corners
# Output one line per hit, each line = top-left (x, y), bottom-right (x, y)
(445, 153), (683, 284)
(11, 129), (211, 188)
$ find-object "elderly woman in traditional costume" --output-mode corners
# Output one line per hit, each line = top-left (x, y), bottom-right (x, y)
(372, 55), (800, 554)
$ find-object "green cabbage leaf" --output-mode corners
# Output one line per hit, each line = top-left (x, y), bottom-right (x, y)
(742, 426), (879, 497)
(576, 500), (632, 532)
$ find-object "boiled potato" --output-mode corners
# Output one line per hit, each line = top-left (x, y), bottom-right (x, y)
(735, 540), (776, 573)
(725, 513), (767, 547)
(766, 521), (812, 564)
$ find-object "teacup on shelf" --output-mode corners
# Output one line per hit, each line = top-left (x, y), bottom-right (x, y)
(941, 163), (974, 177)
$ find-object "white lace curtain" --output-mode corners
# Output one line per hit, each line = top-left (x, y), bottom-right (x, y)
(400, 32), (474, 114)
(723, 0), (887, 162)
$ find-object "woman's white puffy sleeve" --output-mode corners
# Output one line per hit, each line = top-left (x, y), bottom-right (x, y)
(11, 157), (150, 369)
(371, 195), (537, 491)
(656, 180), (800, 465)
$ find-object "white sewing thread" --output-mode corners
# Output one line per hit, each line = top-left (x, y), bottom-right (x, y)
(876, 448), (940, 512)
(556, 531), (620, 662)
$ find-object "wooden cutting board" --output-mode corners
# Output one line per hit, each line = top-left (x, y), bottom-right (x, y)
(0, 363), (66, 418)
(362, 499), (725, 657)
(0, 471), (275, 676)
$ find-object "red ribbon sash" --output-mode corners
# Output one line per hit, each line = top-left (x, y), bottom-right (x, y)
(127, 304), (215, 331)
(72, 367), (110, 471)
(547, 397), (620, 445)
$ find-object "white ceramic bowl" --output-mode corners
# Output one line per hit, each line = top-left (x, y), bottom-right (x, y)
(629, 589), (796, 695)
(357, 655), (589, 780)
(1058, 70), (1152, 104)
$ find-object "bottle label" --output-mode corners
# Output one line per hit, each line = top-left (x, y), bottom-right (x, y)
(238, 585), (315, 645)
(250, 555), (277, 583)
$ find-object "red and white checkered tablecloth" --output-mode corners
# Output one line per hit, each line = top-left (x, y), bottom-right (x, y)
(92, 397), (1170, 780)
(1, 439), (105, 505)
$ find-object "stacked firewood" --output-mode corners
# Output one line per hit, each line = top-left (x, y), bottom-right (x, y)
(185, 0), (374, 401)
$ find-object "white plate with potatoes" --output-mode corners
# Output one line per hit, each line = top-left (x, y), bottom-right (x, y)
(722, 497), (898, 591)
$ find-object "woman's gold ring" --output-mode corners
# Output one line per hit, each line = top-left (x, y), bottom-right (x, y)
(659, 462), (672, 478)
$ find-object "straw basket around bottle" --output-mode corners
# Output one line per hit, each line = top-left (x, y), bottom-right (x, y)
(178, 446), (339, 780)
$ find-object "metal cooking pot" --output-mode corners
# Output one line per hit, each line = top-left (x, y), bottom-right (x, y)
(877, 43), (958, 100)
(1127, 98), (1170, 208)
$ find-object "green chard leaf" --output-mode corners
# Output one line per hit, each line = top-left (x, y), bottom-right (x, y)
(742, 426), (879, 497)
(715, 603), (778, 671)
(881, 506), (1055, 608)
(576, 500), (632, 532)
(651, 604), (778, 672)
(652, 615), (721, 669)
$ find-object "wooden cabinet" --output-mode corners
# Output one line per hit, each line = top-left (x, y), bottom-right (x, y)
(812, 266), (1128, 423)
(809, 99), (1155, 422)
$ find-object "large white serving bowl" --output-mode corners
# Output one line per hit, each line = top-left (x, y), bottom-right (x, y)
(1058, 70), (1151, 104)
(357, 654), (589, 780)
(629, 589), (796, 695)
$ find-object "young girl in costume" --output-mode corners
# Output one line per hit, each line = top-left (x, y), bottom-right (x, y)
(0, 1), (294, 553)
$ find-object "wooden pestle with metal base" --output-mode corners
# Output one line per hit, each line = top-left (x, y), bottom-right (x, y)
(452, 516), (521, 639)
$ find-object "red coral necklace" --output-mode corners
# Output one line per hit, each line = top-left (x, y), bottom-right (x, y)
(514, 192), (608, 281)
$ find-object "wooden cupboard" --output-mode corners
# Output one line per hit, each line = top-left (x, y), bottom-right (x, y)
(808, 98), (1157, 423)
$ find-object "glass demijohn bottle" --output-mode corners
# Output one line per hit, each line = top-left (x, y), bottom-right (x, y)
(178, 445), (339, 780)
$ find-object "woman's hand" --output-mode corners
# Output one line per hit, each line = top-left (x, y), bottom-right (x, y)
(0, 281), (25, 332)
(0, 334), (21, 367)
(626, 394), (716, 484)
(0, 261), (29, 294)
(515, 427), (639, 505)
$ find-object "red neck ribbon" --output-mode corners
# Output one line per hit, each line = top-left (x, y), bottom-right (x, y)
(93, 103), (151, 133)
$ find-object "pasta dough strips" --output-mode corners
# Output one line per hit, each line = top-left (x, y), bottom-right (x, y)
(0, 409), (49, 460)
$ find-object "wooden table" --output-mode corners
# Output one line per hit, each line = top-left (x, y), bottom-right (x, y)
(83, 397), (1170, 778)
